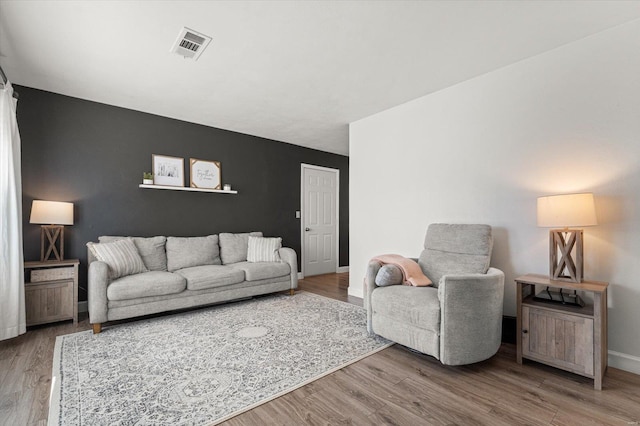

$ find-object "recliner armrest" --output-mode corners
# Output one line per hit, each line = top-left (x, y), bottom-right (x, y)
(437, 267), (505, 365)
(365, 260), (382, 334)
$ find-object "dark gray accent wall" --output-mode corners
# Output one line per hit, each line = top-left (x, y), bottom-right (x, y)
(17, 86), (349, 302)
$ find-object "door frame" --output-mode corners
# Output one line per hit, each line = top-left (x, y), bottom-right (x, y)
(300, 163), (340, 278)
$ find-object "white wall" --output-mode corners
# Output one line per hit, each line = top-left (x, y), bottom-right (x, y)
(350, 20), (640, 373)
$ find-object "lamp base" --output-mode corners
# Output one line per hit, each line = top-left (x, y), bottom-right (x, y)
(549, 228), (583, 283)
(41, 225), (65, 262)
(534, 287), (585, 307)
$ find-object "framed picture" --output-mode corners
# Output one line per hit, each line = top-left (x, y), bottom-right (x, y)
(152, 154), (184, 187)
(190, 158), (221, 189)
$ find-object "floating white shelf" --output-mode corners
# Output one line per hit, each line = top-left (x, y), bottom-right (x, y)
(139, 184), (238, 194)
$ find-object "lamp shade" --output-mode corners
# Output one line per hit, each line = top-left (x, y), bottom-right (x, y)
(537, 193), (597, 228)
(29, 200), (74, 225)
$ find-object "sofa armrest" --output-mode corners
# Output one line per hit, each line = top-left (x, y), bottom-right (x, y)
(279, 247), (298, 290)
(88, 260), (110, 325)
(437, 267), (505, 365)
(365, 260), (382, 334)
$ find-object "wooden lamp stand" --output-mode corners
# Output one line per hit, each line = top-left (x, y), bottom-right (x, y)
(549, 228), (583, 283)
(41, 224), (65, 261)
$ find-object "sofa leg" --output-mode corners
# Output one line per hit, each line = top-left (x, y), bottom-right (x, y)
(92, 323), (102, 334)
(290, 289), (295, 296)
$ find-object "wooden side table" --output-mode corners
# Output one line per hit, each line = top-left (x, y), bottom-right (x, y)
(24, 259), (79, 326)
(516, 274), (608, 390)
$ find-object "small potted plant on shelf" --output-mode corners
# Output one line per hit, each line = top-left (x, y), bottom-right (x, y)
(143, 172), (154, 185)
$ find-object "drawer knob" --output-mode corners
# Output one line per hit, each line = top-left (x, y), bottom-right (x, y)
(523, 329), (528, 334)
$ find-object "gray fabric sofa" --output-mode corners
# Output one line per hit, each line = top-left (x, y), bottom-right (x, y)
(88, 232), (298, 333)
(365, 224), (504, 365)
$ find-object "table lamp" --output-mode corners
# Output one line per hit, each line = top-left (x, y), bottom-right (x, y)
(537, 193), (597, 283)
(29, 200), (74, 261)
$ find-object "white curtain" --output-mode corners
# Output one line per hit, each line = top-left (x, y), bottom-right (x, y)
(0, 81), (25, 341)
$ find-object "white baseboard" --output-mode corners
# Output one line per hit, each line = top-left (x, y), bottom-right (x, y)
(348, 286), (364, 299)
(298, 267), (348, 280)
(608, 350), (640, 375)
(78, 301), (88, 313)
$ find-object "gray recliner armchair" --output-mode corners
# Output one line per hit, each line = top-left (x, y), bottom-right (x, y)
(365, 223), (505, 365)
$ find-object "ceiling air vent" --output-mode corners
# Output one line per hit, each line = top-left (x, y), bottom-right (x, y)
(170, 27), (212, 61)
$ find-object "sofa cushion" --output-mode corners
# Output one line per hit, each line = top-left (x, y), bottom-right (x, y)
(174, 265), (245, 291)
(229, 261), (290, 281)
(99, 236), (167, 271)
(107, 276), (293, 309)
(219, 232), (263, 264)
(247, 236), (281, 263)
(87, 239), (148, 279)
(371, 285), (440, 333)
(107, 271), (186, 301)
(166, 235), (221, 272)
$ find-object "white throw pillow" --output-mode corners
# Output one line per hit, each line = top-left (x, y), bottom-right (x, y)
(87, 239), (148, 279)
(247, 236), (282, 263)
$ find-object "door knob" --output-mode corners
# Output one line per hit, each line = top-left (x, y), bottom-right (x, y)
(305, 227), (310, 231)
(522, 330), (528, 334)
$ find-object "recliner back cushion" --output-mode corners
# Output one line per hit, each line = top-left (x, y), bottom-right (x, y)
(418, 224), (492, 287)
(166, 235), (221, 272)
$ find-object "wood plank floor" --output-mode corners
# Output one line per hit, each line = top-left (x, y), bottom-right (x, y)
(1, 272), (639, 425)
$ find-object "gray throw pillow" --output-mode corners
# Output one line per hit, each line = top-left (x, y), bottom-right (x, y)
(219, 232), (263, 264)
(375, 264), (403, 287)
(166, 235), (221, 272)
(99, 236), (167, 271)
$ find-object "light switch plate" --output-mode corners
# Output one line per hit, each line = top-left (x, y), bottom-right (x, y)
(295, 211), (301, 219)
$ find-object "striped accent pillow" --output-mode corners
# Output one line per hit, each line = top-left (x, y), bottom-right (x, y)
(87, 239), (148, 279)
(247, 236), (282, 263)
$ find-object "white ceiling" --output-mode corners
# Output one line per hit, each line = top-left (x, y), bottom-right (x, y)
(1, 1), (640, 156)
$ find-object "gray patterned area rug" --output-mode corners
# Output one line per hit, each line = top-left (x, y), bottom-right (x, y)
(49, 291), (391, 425)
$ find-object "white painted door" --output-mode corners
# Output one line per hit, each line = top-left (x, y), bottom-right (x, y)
(302, 166), (337, 276)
